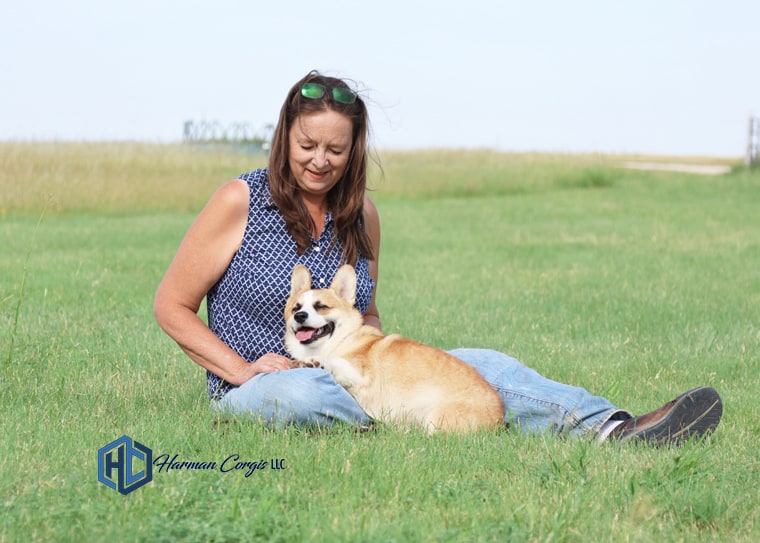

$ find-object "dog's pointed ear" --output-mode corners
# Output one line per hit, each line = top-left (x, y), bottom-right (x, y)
(290, 265), (312, 296)
(331, 265), (357, 305)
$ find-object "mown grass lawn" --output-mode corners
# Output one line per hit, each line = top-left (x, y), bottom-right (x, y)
(1, 144), (758, 542)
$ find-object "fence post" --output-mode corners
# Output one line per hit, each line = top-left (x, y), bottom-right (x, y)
(747, 116), (759, 167)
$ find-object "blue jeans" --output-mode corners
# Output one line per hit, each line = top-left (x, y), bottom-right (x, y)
(213, 348), (629, 438)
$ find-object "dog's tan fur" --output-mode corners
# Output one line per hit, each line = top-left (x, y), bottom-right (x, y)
(284, 264), (504, 433)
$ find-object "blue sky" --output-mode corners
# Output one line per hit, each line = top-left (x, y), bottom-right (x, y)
(2, 0), (758, 156)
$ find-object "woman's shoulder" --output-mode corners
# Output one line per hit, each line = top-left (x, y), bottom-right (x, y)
(211, 178), (250, 212)
(362, 196), (379, 220)
(362, 196), (380, 231)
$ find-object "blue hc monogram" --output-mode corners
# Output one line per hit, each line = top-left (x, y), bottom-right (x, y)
(97, 436), (153, 495)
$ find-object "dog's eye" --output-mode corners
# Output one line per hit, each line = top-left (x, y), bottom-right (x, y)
(293, 303), (302, 312)
(314, 302), (329, 311)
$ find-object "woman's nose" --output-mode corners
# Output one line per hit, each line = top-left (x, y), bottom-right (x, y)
(312, 149), (329, 168)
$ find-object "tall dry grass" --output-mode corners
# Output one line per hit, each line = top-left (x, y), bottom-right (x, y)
(1, 142), (742, 215)
(0, 142), (267, 214)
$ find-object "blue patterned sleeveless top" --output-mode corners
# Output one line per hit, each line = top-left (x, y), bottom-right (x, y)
(205, 168), (375, 399)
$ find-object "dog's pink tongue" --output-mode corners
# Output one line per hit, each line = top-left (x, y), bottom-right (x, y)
(296, 328), (316, 342)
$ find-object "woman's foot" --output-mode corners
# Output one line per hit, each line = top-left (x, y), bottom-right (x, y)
(612, 386), (723, 445)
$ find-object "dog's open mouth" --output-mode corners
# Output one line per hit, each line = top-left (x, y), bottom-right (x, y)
(294, 323), (335, 344)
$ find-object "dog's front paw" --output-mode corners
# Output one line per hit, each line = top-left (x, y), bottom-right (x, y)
(290, 358), (322, 369)
(303, 358), (322, 369)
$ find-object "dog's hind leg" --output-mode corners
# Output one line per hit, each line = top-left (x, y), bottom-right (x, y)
(430, 403), (501, 433)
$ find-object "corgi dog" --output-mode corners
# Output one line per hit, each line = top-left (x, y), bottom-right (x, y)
(284, 264), (504, 433)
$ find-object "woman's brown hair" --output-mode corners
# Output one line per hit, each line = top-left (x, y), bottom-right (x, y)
(268, 70), (374, 265)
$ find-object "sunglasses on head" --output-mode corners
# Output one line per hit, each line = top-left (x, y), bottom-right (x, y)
(301, 82), (357, 104)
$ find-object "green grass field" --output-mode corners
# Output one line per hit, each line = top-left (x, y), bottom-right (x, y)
(1, 143), (758, 542)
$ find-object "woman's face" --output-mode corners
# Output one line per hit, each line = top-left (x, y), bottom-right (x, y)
(288, 109), (353, 198)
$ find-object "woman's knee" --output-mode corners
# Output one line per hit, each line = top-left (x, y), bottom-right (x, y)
(214, 368), (369, 427)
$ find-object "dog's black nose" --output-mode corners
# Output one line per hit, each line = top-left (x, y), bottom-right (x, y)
(294, 311), (308, 324)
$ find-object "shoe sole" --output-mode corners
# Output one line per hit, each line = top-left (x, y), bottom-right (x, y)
(622, 386), (723, 445)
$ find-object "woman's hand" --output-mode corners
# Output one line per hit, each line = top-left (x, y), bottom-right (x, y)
(230, 353), (295, 385)
(253, 353), (293, 373)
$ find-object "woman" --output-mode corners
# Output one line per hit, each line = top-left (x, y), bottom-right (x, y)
(154, 71), (722, 444)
